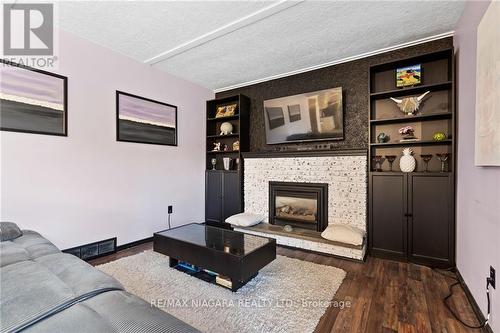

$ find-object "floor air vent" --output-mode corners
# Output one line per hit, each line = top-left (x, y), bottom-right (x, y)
(63, 237), (117, 261)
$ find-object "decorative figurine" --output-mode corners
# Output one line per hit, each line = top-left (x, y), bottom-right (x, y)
(220, 122), (233, 135)
(390, 90), (430, 115)
(211, 158), (217, 170)
(222, 143), (229, 151)
(400, 148), (416, 172)
(377, 132), (389, 143)
(212, 142), (221, 151)
(232, 140), (240, 151)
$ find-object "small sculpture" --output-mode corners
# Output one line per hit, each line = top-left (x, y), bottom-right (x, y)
(212, 142), (221, 151)
(390, 90), (430, 115)
(400, 148), (416, 172)
(433, 132), (446, 141)
(220, 122), (233, 135)
(232, 140), (240, 151)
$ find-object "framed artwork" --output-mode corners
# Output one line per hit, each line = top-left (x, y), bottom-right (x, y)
(215, 103), (237, 118)
(265, 106), (285, 130)
(116, 91), (177, 146)
(396, 64), (421, 88)
(0, 59), (68, 136)
(475, 1), (500, 166)
(287, 104), (301, 122)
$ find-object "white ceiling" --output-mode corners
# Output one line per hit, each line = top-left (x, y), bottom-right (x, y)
(59, 1), (465, 91)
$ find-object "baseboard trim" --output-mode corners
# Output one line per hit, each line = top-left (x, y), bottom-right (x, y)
(116, 237), (153, 252)
(456, 269), (494, 333)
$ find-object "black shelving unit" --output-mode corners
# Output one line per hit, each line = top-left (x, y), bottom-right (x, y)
(368, 48), (456, 268)
(205, 95), (250, 226)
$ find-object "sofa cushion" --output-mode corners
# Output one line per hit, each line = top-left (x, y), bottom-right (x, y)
(0, 222), (22, 241)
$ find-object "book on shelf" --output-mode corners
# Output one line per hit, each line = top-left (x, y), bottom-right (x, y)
(215, 275), (232, 289)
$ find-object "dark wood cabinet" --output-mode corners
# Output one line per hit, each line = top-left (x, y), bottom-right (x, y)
(205, 170), (242, 224)
(408, 173), (454, 266)
(369, 172), (454, 267)
(370, 173), (407, 260)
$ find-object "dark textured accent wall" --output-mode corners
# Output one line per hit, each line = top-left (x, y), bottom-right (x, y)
(216, 37), (453, 152)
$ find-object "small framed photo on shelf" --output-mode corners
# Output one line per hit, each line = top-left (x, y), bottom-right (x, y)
(396, 64), (421, 88)
(215, 103), (238, 118)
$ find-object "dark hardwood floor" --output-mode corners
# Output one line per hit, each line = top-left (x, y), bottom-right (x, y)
(90, 243), (484, 333)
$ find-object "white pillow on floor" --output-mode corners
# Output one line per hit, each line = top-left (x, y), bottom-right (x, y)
(321, 224), (365, 246)
(225, 213), (264, 227)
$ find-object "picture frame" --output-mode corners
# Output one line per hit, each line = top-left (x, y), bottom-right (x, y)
(116, 91), (177, 146)
(215, 103), (238, 118)
(396, 64), (422, 88)
(0, 59), (68, 136)
(287, 104), (302, 122)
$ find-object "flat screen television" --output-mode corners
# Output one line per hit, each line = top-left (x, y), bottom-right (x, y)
(263, 87), (343, 144)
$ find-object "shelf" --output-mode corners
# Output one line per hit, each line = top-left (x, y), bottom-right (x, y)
(370, 112), (452, 125)
(370, 81), (452, 100)
(369, 171), (452, 175)
(370, 139), (452, 147)
(207, 133), (239, 139)
(206, 150), (240, 154)
(207, 115), (239, 122)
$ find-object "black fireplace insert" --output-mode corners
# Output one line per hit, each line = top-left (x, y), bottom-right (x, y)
(268, 181), (328, 232)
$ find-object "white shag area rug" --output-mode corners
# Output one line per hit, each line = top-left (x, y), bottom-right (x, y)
(98, 251), (345, 333)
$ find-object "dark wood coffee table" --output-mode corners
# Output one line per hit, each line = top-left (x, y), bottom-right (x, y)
(153, 223), (276, 291)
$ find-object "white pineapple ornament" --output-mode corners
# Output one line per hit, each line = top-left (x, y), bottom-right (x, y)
(400, 148), (416, 172)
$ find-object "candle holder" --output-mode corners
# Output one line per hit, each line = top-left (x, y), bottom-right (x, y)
(372, 155), (384, 172)
(420, 154), (433, 172)
(385, 155), (397, 171)
(436, 153), (450, 172)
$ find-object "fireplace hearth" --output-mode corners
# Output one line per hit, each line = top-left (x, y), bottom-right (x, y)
(269, 181), (328, 232)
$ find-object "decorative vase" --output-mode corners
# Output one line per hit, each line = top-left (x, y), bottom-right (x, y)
(223, 157), (231, 170)
(400, 148), (416, 172)
(377, 132), (388, 143)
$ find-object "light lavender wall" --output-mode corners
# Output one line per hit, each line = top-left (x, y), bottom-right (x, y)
(454, 1), (500, 331)
(1, 30), (213, 249)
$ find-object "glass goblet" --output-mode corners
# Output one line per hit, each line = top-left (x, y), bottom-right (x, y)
(385, 155), (397, 171)
(372, 155), (384, 172)
(436, 153), (450, 172)
(211, 158), (217, 170)
(420, 154), (433, 172)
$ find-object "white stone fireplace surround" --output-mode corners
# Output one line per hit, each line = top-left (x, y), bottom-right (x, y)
(236, 151), (367, 260)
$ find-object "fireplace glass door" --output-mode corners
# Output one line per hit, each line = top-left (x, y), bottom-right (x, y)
(269, 182), (328, 232)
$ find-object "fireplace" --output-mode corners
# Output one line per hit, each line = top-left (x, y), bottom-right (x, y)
(269, 181), (328, 232)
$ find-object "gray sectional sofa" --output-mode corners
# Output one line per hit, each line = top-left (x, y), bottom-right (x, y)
(0, 223), (199, 333)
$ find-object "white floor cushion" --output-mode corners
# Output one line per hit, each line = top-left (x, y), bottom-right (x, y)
(225, 213), (264, 227)
(321, 224), (365, 246)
